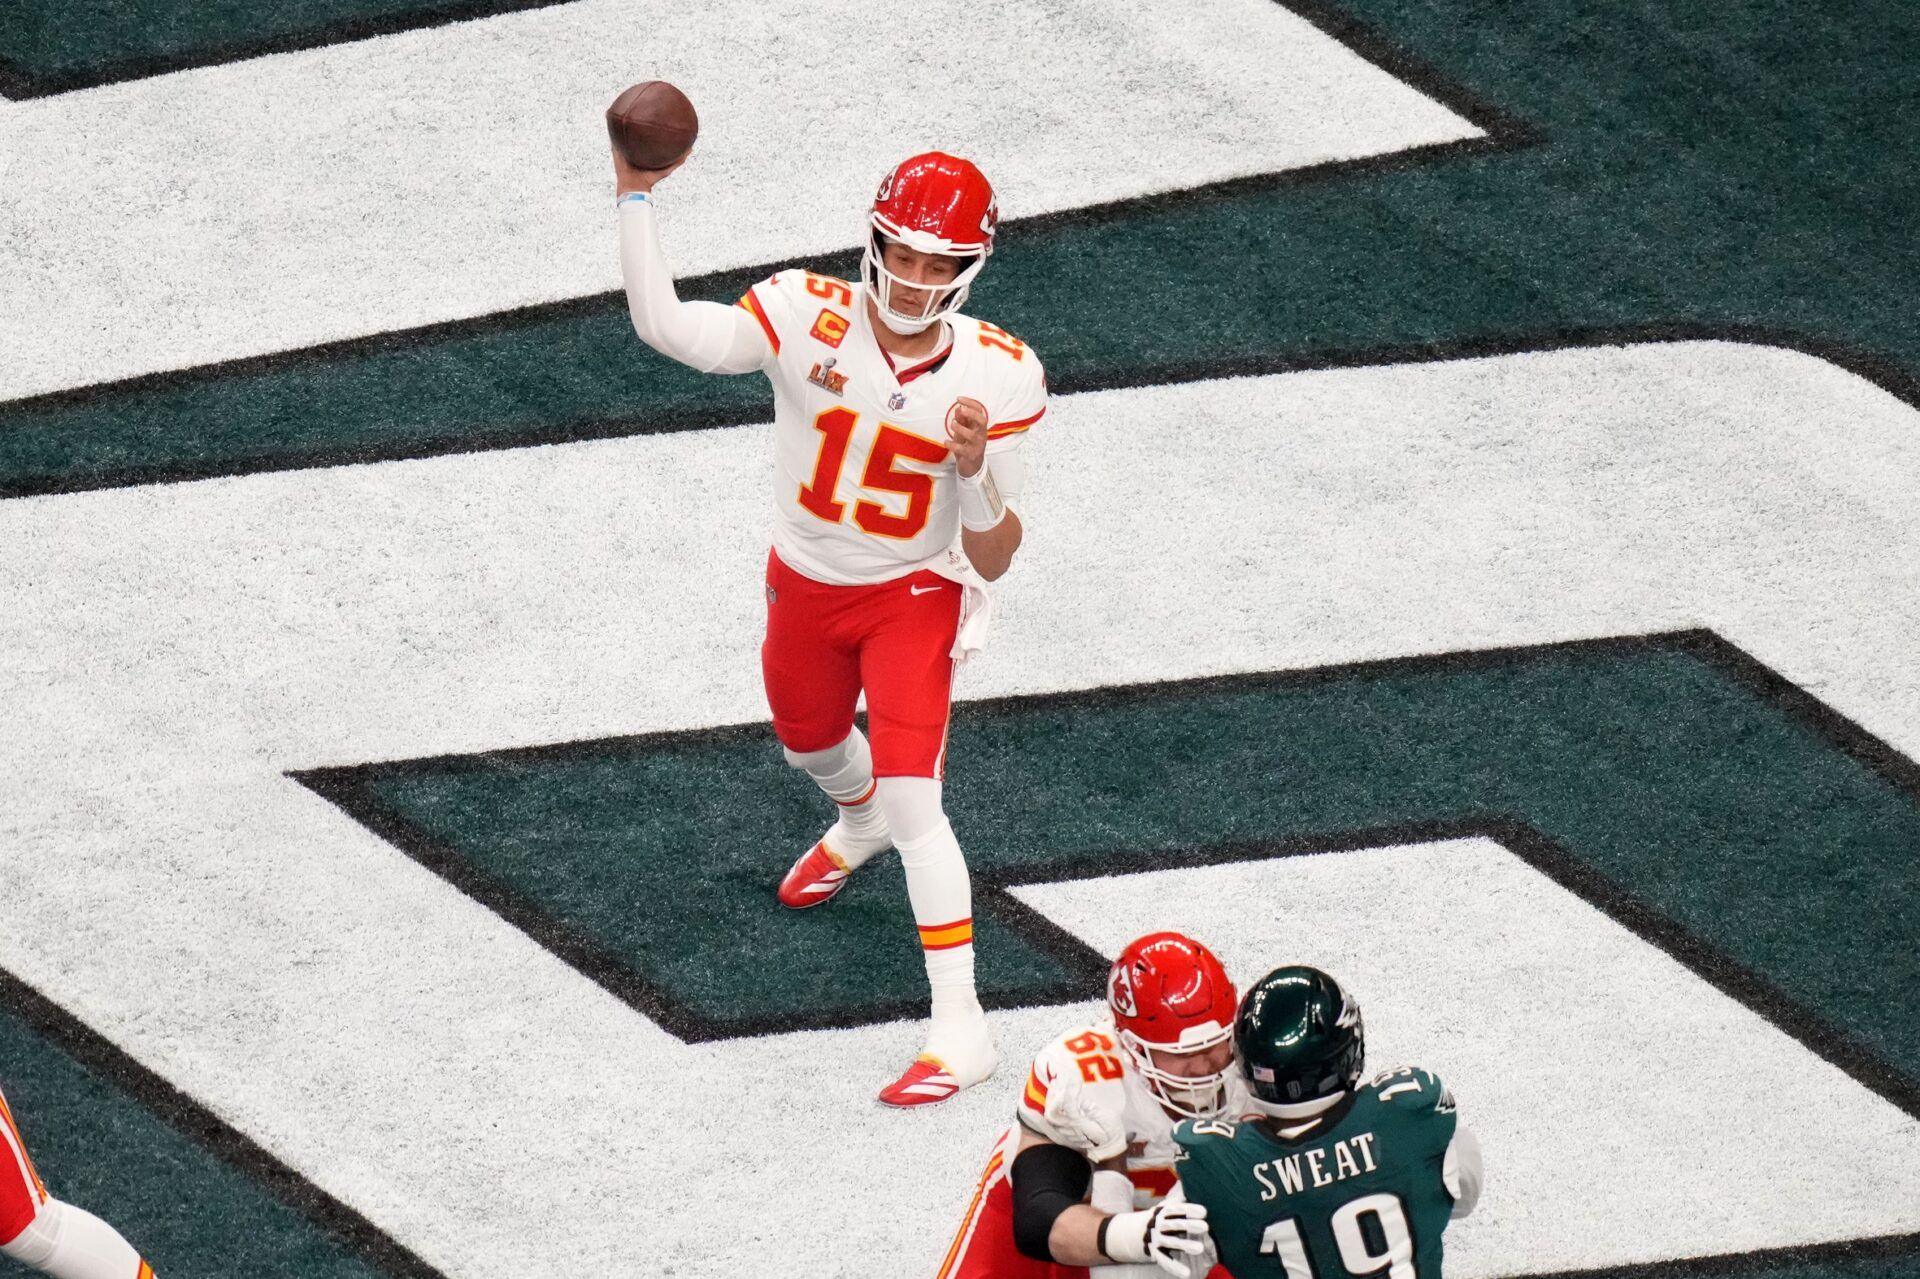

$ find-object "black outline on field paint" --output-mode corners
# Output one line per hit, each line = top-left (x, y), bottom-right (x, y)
(293, 629), (1920, 1131)
(0, 0), (577, 100)
(0, 969), (450, 1279)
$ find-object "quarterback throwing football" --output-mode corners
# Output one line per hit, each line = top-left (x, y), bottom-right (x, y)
(614, 141), (1043, 1104)
(936, 933), (1237, 1278)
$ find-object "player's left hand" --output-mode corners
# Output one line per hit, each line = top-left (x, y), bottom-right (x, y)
(945, 397), (989, 477)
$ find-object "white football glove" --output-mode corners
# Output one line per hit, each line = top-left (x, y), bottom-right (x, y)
(1102, 1201), (1211, 1278)
(1041, 1083), (1128, 1162)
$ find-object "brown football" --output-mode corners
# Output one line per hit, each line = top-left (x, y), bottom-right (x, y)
(606, 81), (699, 170)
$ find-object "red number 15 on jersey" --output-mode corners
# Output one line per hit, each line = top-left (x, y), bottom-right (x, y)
(798, 407), (950, 540)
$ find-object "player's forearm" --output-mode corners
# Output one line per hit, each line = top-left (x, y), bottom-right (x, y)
(1045, 1203), (1121, 1265)
(960, 509), (1022, 580)
(616, 197), (766, 375)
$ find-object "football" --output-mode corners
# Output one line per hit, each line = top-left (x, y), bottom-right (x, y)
(606, 81), (699, 170)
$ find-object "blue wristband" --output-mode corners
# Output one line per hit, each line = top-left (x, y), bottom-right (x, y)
(618, 190), (650, 208)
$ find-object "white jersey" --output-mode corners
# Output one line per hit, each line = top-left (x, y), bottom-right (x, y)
(1000, 1015), (1250, 1210)
(736, 269), (1046, 586)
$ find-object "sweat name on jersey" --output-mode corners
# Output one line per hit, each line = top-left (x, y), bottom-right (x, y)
(1249, 1130), (1381, 1199)
(736, 270), (1046, 587)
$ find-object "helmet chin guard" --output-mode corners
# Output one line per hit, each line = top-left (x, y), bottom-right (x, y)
(862, 152), (998, 334)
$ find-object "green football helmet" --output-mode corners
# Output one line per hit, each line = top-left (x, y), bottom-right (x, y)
(1234, 965), (1365, 1109)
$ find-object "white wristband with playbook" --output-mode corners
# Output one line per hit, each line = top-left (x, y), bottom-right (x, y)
(956, 465), (1006, 531)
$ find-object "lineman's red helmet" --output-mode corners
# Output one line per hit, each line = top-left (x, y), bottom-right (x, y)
(862, 152), (997, 334)
(1107, 932), (1238, 1118)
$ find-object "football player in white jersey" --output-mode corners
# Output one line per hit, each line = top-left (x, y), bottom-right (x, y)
(934, 933), (1237, 1279)
(614, 143), (1044, 1104)
(1, 1082), (157, 1279)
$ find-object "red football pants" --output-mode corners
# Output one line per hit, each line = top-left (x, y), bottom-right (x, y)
(761, 550), (961, 779)
(0, 1084), (48, 1246)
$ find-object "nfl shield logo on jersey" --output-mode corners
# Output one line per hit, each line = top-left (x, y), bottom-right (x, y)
(888, 392), (907, 411)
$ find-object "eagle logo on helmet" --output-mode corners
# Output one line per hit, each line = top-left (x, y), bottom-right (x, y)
(1109, 962), (1139, 1018)
(1336, 993), (1362, 1030)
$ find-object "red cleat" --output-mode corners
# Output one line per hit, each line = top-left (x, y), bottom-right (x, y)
(876, 1013), (997, 1107)
(778, 841), (851, 909)
(876, 1056), (963, 1108)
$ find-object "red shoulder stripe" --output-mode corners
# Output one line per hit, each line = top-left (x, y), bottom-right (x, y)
(987, 406), (1045, 439)
(737, 287), (780, 354)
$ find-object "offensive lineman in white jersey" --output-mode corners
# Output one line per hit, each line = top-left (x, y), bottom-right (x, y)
(614, 143), (1044, 1105)
(935, 933), (1234, 1279)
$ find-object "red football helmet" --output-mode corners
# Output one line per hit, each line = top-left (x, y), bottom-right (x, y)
(862, 152), (998, 334)
(1107, 932), (1238, 1119)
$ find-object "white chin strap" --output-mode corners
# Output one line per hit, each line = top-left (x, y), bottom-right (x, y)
(861, 237), (985, 334)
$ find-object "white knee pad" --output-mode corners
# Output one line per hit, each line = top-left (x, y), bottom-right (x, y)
(876, 776), (947, 848)
(782, 735), (857, 774)
(2, 1201), (58, 1268)
(0, 1199), (144, 1278)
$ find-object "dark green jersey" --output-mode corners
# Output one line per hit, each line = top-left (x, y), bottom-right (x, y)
(1173, 1067), (1461, 1279)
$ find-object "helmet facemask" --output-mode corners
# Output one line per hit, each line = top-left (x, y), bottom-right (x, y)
(861, 228), (985, 335)
(1114, 1021), (1235, 1120)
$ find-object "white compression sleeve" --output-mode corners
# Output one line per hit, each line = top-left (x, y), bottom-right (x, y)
(1089, 1169), (1134, 1215)
(983, 438), (1028, 509)
(617, 197), (772, 375)
(0, 1199), (146, 1279)
(1443, 1125), (1484, 1219)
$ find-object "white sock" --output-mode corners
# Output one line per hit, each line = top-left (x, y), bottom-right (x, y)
(878, 776), (981, 1024)
(783, 730), (889, 867)
(1, 1199), (150, 1279)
